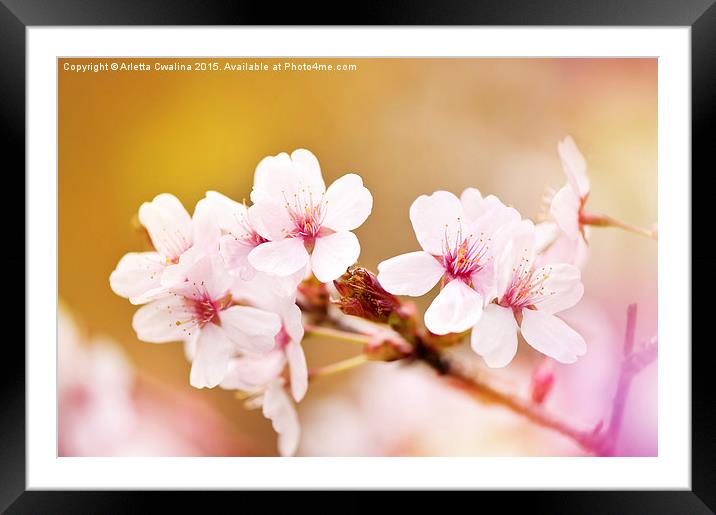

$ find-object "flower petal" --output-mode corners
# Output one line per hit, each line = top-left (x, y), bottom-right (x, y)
(220, 351), (286, 390)
(520, 309), (586, 363)
(322, 174), (373, 231)
(132, 295), (195, 343)
(550, 185), (581, 239)
(191, 197), (221, 254)
(204, 190), (248, 235)
(558, 136), (590, 198)
(189, 323), (234, 389)
(250, 199), (294, 241)
(262, 379), (301, 457)
(535, 263), (584, 314)
(534, 221), (561, 254)
(220, 305), (282, 353)
(251, 149), (325, 205)
(377, 251), (444, 296)
(219, 234), (256, 280)
(409, 191), (463, 255)
(248, 238), (310, 277)
(424, 279), (483, 335)
(470, 303), (518, 368)
(286, 339), (308, 402)
(109, 252), (165, 304)
(138, 193), (193, 260)
(310, 231), (360, 283)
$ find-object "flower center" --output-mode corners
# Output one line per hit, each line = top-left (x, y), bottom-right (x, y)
(500, 258), (550, 310)
(442, 223), (490, 283)
(229, 205), (269, 248)
(182, 292), (232, 329)
(283, 188), (327, 240)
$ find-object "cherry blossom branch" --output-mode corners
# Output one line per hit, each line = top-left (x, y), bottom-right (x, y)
(315, 268), (658, 456)
(597, 305), (658, 455)
(581, 212), (657, 240)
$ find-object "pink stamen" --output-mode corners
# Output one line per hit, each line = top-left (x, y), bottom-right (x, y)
(499, 256), (552, 310)
(441, 220), (490, 284)
(283, 187), (327, 240)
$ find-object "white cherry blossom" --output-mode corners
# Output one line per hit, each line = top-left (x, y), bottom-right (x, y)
(471, 220), (586, 367)
(218, 275), (308, 456)
(377, 189), (520, 335)
(131, 254), (282, 389)
(110, 194), (220, 305)
(247, 149), (373, 283)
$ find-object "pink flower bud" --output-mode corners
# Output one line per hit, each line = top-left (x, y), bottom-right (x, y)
(530, 358), (555, 404)
(333, 266), (402, 324)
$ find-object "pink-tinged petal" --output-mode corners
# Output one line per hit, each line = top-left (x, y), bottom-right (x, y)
(558, 136), (590, 198)
(377, 251), (444, 296)
(183, 332), (199, 362)
(191, 198), (221, 254)
(251, 149), (325, 205)
(132, 295), (195, 343)
(204, 190), (248, 235)
(520, 309), (587, 363)
(322, 174), (373, 231)
(409, 191), (463, 255)
(286, 339), (308, 402)
(550, 185), (581, 239)
(220, 305), (281, 353)
(220, 234), (256, 280)
(109, 252), (165, 304)
(250, 199), (294, 241)
(534, 221), (560, 254)
(494, 220), (537, 300)
(424, 279), (483, 335)
(310, 231), (360, 283)
(290, 148), (326, 194)
(167, 254), (233, 301)
(138, 193), (193, 260)
(282, 302), (305, 347)
(189, 323), (234, 389)
(470, 303), (518, 368)
(459, 187), (486, 222)
(220, 351), (286, 390)
(249, 238), (310, 277)
(262, 380), (301, 457)
(535, 263), (584, 314)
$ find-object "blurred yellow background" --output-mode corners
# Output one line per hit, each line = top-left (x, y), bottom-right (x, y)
(59, 58), (657, 456)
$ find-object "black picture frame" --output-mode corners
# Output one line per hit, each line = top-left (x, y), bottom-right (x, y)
(3, 1), (709, 512)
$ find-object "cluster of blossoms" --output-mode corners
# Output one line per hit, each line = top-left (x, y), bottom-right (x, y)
(111, 139), (589, 455)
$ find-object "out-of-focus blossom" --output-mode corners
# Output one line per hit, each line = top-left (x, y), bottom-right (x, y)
(131, 255), (282, 389)
(530, 358), (555, 404)
(471, 220), (586, 367)
(59, 309), (247, 456)
(300, 362), (581, 456)
(377, 189), (519, 335)
(109, 194), (220, 304)
(247, 149), (373, 283)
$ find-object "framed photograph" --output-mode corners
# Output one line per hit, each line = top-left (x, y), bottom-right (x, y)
(5, 0), (710, 511)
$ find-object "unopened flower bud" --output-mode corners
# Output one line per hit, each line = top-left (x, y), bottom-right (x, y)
(333, 266), (402, 324)
(530, 358), (555, 404)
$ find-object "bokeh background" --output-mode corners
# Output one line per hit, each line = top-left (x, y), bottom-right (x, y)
(58, 58), (657, 456)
